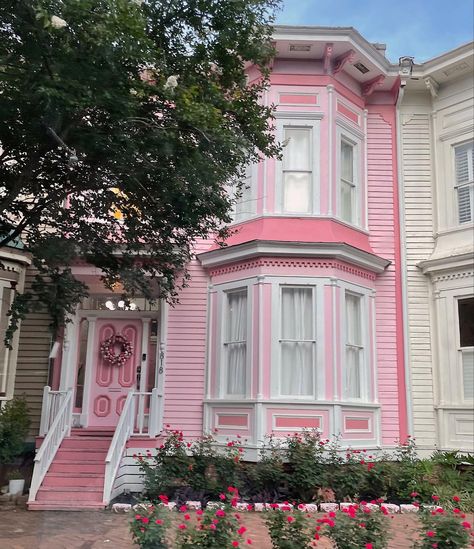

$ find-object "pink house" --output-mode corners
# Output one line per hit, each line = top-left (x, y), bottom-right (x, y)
(26, 27), (408, 510)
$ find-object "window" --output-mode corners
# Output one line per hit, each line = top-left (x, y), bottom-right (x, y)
(280, 287), (315, 396)
(344, 292), (364, 399)
(458, 297), (474, 400)
(340, 139), (358, 224)
(223, 289), (247, 396)
(234, 165), (255, 222)
(0, 285), (14, 396)
(455, 141), (474, 224)
(282, 127), (312, 213)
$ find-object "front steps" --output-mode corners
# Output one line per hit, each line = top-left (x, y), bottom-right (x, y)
(28, 430), (113, 511)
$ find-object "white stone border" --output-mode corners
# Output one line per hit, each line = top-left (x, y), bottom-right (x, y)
(115, 501), (412, 514)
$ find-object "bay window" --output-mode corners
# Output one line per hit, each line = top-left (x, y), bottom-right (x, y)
(279, 286), (316, 396)
(223, 289), (248, 396)
(344, 291), (365, 400)
(454, 141), (474, 224)
(233, 164), (256, 222)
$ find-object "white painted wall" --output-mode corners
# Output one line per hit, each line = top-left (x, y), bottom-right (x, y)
(400, 61), (474, 452)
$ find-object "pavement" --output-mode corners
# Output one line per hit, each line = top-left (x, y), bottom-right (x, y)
(0, 507), (425, 548)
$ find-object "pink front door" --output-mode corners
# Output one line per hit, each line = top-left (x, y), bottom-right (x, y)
(88, 319), (142, 428)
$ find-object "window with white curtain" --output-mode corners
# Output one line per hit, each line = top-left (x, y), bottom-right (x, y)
(234, 165), (255, 222)
(454, 141), (474, 224)
(223, 289), (247, 396)
(344, 292), (364, 399)
(340, 138), (358, 224)
(282, 127), (312, 213)
(458, 297), (474, 401)
(280, 286), (315, 396)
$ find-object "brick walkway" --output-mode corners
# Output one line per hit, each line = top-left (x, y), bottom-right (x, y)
(0, 508), (422, 548)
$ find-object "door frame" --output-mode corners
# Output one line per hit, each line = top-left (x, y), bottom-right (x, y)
(60, 308), (163, 428)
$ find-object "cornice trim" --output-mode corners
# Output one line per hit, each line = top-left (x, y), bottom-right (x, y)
(418, 251), (474, 275)
(198, 240), (390, 274)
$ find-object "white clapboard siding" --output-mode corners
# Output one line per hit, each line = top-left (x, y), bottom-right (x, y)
(400, 112), (437, 447)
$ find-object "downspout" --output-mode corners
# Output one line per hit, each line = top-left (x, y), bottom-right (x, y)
(395, 79), (414, 437)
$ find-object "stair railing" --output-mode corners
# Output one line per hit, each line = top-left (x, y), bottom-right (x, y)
(39, 386), (71, 436)
(103, 390), (135, 505)
(29, 389), (73, 502)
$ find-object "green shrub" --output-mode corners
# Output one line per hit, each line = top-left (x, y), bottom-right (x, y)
(265, 506), (312, 549)
(130, 501), (171, 549)
(176, 488), (251, 549)
(323, 504), (390, 549)
(0, 396), (30, 464)
(285, 429), (327, 501)
(413, 506), (471, 549)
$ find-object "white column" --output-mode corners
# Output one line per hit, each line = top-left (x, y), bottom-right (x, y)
(327, 84), (335, 216)
(80, 316), (97, 427)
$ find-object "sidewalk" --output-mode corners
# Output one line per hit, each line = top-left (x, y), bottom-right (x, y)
(0, 507), (421, 548)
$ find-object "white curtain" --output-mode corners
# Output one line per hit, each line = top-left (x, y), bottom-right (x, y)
(281, 288), (314, 396)
(226, 291), (247, 395)
(283, 128), (311, 213)
(345, 294), (362, 399)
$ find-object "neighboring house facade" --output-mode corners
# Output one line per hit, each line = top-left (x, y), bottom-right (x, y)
(3, 26), (470, 510)
(0, 237), (31, 407)
(398, 43), (474, 452)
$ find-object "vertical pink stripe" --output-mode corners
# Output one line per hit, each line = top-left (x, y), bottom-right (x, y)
(252, 284), (259, 398)
(324, 285), (334, 400)
(262, 284), (272, 399)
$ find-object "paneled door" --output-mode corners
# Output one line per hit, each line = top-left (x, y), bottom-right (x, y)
(88, 319), (142, 428)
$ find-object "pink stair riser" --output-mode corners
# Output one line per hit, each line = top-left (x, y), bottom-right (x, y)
(55, 448), (107, 461)
(36, 487), (103, 503)
(28, 501), (107, 511)
(49, 461), (105, 474)
(42, 474), (104, 488)
(61, 438), (110, 450)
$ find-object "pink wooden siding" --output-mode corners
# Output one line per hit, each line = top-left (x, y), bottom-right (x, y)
(163, 240), (210, 437)
(367, 108), (406, 444)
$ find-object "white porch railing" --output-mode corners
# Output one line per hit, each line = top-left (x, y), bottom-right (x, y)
(39, 386), (71, 436)
(29, 389), (73, 502)
(103, 388), (161, 505)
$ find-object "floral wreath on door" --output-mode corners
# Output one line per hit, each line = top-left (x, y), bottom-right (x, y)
(100, 334), (134, 366)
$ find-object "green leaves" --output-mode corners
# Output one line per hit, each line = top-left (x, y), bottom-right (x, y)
(1, 0), (281, 337)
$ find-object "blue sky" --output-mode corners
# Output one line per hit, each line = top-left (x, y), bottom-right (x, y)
(277, 0), (473, 62)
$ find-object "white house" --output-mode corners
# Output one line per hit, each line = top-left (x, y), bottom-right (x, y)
(398, 42), (474, 452)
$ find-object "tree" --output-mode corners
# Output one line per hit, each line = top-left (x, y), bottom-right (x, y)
(0, 0), (281, 345)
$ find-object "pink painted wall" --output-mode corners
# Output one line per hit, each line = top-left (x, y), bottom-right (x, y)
(366, 107), (407, 443)
(158, 58), (406, 447)
(163, 239), (211, 437)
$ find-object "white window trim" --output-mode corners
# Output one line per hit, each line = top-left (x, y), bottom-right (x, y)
(275, 113), (322, 215)
(455, 295), (474, 404)
(336, 124), (364, 229)
(340, 282), (372, 403)
(270, 277), (326, 400)
(229, 162), (259, 224)
(453, 141), (474, 226)
(0, 281), (15, 398)
(217, 280), (254, 399)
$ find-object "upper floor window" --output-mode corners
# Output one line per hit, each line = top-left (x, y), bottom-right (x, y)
(282, 127), (313, 213)
(279, 286), (316, 396)
(455, 141), (474, 224)
(232, 165), (256, 222)
(340, 137), (359, 225)
(458, 297), (474, 401)
(344, 291), (365, 399)
(223, 289), (248, 396)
